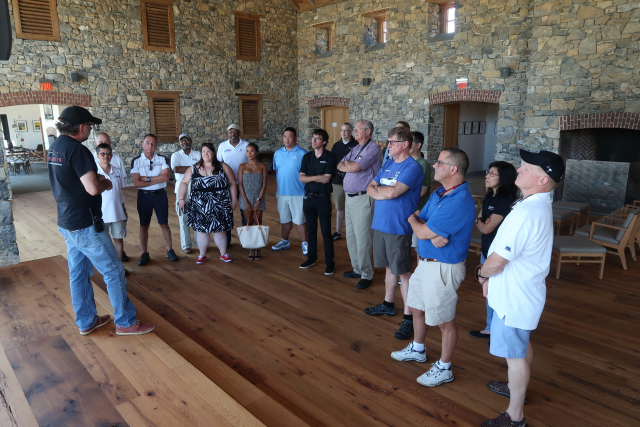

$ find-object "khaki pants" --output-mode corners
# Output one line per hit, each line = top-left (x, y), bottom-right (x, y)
(345, 193), (375, 280)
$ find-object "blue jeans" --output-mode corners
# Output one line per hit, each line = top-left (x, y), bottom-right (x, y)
(59, 224), (138, 330)
(481, 254), (494, 331)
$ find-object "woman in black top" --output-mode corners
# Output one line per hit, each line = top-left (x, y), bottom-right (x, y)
(469, 161), (518, 339)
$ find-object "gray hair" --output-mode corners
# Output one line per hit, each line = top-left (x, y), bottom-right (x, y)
(55, 119), (82, 136)
(356, 120), (374, 135)
(342, 122), (353, 131)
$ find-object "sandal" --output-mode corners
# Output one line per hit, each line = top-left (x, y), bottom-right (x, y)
(254, 250), (261, 261)
(249, 250), (256, 260)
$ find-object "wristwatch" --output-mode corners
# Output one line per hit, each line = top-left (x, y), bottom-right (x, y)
(146, 177), (151, 182)
(257, 198), (262, 201)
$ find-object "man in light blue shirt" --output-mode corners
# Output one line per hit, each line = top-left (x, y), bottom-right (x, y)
(271, 127), (308, 254)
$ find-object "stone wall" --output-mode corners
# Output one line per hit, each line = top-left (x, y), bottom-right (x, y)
(297, 0), (640, 166)
(0, 153), (19, 267)
(1, 0), (299, 166)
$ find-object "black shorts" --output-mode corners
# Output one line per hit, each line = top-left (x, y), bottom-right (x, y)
(137, 189), (169, 226)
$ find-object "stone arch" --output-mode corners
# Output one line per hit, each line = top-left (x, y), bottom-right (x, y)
(428, 89), (501, 105)
(0, 90), (91, 108)
(558, 112), (640, 131)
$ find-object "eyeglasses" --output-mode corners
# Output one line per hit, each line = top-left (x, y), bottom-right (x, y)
(149, 159), (154, 171)
(434, 160), (455, 167)
(311, 136), (324, 141)
(485, 171), (498, 177)
(84, 123), (95, 128)
(387, 140), (404, 146)
(97, 152), (112, 157)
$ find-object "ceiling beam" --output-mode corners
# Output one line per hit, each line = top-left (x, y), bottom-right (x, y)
(289, 0), (300, 11)
(307, 0), (316, 6)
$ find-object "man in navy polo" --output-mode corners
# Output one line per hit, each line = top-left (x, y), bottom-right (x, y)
(390, 148), (475, 388)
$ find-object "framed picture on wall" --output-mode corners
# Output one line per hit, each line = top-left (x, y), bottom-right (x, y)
(43, 104), (54, 120)
(33, 121), (41, 132)
(472, 121), (479, 134)
(458, 123), (464, 135)
(464, 121), (471, 135)
(479, 121), (486, 134)
(16, 120), (27, 132)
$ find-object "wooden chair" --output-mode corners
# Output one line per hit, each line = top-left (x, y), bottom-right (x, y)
(468, 227), (482, 256)
(30, 144), (45, 161)
(472, 195), (483, 212)
(574, 208), (640, 270)
(552, 236), (606, 279)
(553, 201), (591, 229)
(552, 207), (575, 235)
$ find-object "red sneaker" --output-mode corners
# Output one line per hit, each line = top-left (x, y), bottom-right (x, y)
(80, 314), (111, 335)
(196, 255), (207, 264)
(115, 321), (155, 336)
(220, 254), (232, 262)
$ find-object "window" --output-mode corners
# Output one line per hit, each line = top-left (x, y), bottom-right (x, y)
(11, 0), (60, 41)
(441, 2), (455, 34)
(233, 11), (260, 61)
(141, 0), (175, 52)
(363, 9), (388, 45)
(313, 21), (334, 57)
(144, 90), (182, 143)
(237, 94), (263, 139)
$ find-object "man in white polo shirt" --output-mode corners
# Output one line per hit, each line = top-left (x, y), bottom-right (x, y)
(217, 123), (249, 243)
(96, 142), (129, 275)
(131, 133), (179, 265)
(170, 133), (201, 254)
(476, 150), (565, 427)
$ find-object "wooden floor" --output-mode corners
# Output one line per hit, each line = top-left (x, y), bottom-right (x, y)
(7, 178), (640, 426)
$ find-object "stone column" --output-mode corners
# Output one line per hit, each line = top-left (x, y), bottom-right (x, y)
(0, 149), (19, 266)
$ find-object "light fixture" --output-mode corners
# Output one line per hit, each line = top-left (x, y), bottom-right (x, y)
(500, 67), (509, 78)
(362, 78), (372, 86)
(69, 71), (80, 83)
(232, 81), (240, 89)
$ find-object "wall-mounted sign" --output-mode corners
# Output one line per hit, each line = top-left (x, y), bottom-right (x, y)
(41, 82), (52, 91)
(456, 78), (468, 90)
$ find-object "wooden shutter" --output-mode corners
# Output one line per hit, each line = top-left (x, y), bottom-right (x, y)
(238, 94), (263, 139)
(144, 91), (182, 143)
(11, 0), (60, 41)
(234, 11), (260, 61)
(141, 0), (175, 52)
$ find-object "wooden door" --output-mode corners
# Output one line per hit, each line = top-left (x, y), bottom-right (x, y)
(443, 103), (460, 149)
(321, 107), (349, 150)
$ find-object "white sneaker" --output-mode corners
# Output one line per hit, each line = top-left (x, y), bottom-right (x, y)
(302, 241), (308, 255)
(272, 239), (291, 251)
(391, 341), (427, 363)
(416, 362), (454, 387)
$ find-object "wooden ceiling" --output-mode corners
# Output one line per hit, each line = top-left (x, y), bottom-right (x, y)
(289, 0), (350, 12)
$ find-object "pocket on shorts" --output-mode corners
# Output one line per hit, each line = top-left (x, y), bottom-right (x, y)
(439, 262), (466, 291)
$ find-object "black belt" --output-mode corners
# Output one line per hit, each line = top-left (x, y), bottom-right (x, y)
(418, 256), (440, 262)
(140, 189), (166, 195)
(346, 191), (367, 197)
(306, 193), (330, 198)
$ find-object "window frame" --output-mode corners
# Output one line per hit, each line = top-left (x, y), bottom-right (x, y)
(312, 21), (334, 54)
(141, 0), (176, 52)
(440, 2), (455, 34)
(363, 9), (388, 44)
(11, 0), (60, 42)
(233, 11), (261, 61)
(143, 90), (182, 143)
(237, 94), (263, 139)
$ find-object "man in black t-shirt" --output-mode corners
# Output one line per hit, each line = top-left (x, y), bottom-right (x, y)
(49, 106), (154, 337)
(330, 122), (357, 240)
(299, 129), (338, 275)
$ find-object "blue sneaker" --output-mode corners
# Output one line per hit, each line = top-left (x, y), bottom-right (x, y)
(302, 241), (309, 255)
(272, 239), (291, 251)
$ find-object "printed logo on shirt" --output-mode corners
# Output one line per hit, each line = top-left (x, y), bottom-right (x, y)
(320, 160), (327, 164)
(505, 245), (511, 252)
(488, 205), (495, 210)
(380, 171), (400, 187)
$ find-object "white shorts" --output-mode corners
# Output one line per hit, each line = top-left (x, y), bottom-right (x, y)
(106, 220), (127, 239)
(276, 195), (305, 225)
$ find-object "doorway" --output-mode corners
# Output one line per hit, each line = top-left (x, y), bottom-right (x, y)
(321, 106), (349, 150)
(443, 104), (460, 150)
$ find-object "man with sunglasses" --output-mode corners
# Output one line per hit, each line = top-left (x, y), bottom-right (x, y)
(364, 127), (425, 341)
(48, 106), (154, 336)
(476, 150), (564, 427)
(131, 133), (179, 265)
(390, 148), (474, 388)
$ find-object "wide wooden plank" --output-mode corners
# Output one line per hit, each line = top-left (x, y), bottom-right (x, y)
(0, 341), (39, 427)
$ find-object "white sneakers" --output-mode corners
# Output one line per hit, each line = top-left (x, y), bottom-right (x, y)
(391, 342), (454, 387)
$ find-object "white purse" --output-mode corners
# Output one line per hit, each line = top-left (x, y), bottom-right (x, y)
(237, 211), (269, 249)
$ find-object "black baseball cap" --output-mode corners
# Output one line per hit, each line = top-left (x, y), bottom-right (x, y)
(520, 149), (565, 183)
(58, 106), (102, 125)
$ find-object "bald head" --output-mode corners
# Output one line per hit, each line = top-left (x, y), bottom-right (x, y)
(95, 132), (112, 146)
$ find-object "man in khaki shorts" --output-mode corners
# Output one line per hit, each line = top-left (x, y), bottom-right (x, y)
(390, 148), (475, 387)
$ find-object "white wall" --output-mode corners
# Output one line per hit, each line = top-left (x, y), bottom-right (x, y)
(483, 104), (499, 169)
(0, 104), (45, 149)
(458, 102), (488, 173)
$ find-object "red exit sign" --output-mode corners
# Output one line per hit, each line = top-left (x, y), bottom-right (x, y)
(457, 82), (467, 89)
(41, 82), (52, 91)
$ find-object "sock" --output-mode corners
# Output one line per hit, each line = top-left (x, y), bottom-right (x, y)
(403, 314), (413, 321)
(383, 300), (394, 308)
(412, 342), (425, 352)
(437, 359), (452, 369)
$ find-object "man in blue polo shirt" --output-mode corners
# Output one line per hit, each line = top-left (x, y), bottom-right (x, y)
(364, 126), (425, 341)
(271, 127), (308, 255)
(390, 148), (475, 388)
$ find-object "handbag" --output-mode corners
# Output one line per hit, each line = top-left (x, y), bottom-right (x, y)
(236, 210), (269, 249)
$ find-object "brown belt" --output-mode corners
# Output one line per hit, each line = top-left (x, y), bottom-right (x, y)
(418, 256), (440, 262)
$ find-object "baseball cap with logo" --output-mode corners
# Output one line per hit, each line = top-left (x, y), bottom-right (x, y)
(520, 149), (565, 183)
(58, 106), (102, 125)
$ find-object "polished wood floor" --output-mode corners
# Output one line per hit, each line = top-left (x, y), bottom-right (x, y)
(8, 178), (640, 426)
